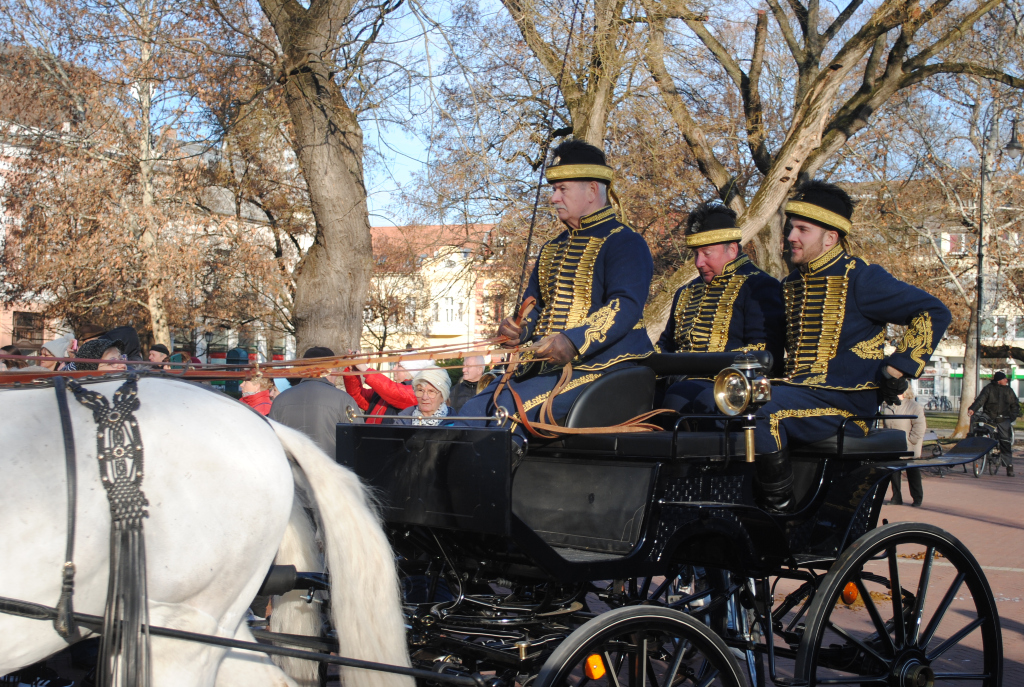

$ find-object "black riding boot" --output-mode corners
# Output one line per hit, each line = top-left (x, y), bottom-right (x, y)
(755, 449), (794, 513)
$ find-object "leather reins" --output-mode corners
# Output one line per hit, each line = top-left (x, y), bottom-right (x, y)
(490, 298), (672, 439)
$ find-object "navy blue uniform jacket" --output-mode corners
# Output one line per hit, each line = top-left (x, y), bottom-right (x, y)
(656, 254), (785, 371)
(781, 244), (951, 390)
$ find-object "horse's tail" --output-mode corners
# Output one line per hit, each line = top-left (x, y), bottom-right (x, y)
(269, 497), (323, 686)
(269, 421), (414, 687)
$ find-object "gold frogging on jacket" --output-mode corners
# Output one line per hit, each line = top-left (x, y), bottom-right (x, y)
(534, 226), (622, 337)
(672, 256), (751, 352)
(783, 249), (857, 381)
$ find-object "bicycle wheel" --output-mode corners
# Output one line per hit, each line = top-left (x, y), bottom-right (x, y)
(988, 453), (1000, 475)
(973, 452), (986, 478)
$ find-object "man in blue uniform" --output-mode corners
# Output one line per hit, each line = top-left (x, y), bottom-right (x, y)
(458, 140), (654, 433)
(656, 202), (784, 411)
(746, 180), (951, 510)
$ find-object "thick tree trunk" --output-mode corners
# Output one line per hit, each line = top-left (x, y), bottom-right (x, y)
(284, 81), (372, 354)
(953, 303), (979, 438)
(258, 0), (373, 355)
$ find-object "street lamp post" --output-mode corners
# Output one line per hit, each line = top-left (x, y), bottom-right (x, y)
(974, 115), (1023, 397)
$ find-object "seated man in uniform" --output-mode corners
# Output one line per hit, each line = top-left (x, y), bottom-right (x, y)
(725, 180), (951, 510)
(656, 201), (784, 411)
(458, 140), (654, 435)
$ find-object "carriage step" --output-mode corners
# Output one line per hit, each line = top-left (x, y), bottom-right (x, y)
(552, 547), (626, 563)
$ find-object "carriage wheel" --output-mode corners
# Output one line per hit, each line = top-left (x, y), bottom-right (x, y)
(533, 606), (747, 687)
(987, 452), (999, 476)
(793, 522), (1001, 686)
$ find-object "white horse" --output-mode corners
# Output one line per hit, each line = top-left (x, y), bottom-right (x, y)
(0, 377), (413, 687)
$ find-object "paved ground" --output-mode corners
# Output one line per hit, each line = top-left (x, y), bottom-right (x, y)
(879, 453), (1024, 681)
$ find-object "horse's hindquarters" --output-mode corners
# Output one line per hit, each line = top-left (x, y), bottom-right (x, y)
(0, 379), (295, 683)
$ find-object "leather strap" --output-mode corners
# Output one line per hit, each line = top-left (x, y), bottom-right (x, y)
(53, 376), (79, 639)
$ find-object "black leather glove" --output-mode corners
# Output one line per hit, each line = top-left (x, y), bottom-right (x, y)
(497, 316), (523, 347)
(533, 333), (578, 366)
(880, 367), (909, 406)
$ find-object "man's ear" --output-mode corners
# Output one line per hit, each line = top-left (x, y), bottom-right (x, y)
(727, 241), (741, 260)
(824, 229), (839, 249)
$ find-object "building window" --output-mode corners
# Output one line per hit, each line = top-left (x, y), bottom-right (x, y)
(432, 302), (439, 323)
(12, 312), (45, 352)
(1013, 316), (1024, 340)
(980, 318), (995, 338)
(994, 317), (1007, 339)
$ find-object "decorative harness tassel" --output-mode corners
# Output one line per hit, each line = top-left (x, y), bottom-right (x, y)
(70, 375), (151, 687)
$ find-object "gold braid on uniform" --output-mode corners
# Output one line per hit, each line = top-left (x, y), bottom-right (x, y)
(672, 256), (750, 352)
(578, 299), (620, 355)
(895, 311), (934, 377)
(785, 201), (853, 233)
(851, 330), (886, 360)
(784, 255), (856, 383)
(685, 228), (742, 248)
(769, 407), (869, 451)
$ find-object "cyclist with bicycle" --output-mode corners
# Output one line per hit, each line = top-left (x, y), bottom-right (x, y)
(969, 371), (1020, 476)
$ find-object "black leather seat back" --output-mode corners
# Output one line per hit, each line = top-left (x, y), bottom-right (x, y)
(512, 457), (655, 554)
(563, 366), (656, 428)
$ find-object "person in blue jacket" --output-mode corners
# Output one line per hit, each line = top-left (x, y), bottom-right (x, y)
(656, 201), (784, 411)
(726, 180), (952, 510)
(458, 139), (654, 433)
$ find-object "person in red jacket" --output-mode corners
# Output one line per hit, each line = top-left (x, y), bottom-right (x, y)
(343, 355), (427, 424)
(240, 375), (277, 415)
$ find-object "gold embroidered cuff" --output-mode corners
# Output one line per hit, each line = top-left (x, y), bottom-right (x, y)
(785, 201), (852, 233)
(685, 228), (742, 248)
(546, 164), (614, 183)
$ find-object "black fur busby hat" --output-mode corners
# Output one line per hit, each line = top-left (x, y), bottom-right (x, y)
(785, 180), (855, 234)
(545, 140), (613, 185)
(684, 202), (741, 248)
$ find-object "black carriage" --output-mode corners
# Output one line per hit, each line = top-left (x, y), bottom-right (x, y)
(335, 352), (1002, 687)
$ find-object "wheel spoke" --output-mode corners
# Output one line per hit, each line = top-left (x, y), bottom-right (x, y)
(645, 654), (661, 687)
(662, 639), (686, 687)
(920, 571), (965, 650)
(931, 673), (991, 680)
(887, 547), (906, 648)
(910, 545), (934, 648)
(854, 577), (895, 656)
(604, 650), (623, 687)
(826, 620), (889, 668)
(694, 667), (720, 687)
(926, 616), (985, 662)
(634, 633), (648, 687)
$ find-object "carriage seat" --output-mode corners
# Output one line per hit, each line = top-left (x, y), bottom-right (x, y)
(561, 366), (656, 428)
(792, 428), (910, 457)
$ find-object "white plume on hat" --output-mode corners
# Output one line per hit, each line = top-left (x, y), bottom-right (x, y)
(412, 365), (452, 403)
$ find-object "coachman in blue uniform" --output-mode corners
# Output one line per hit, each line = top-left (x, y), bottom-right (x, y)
(458, 140), (655, 433)
(656, 202), (784, 411)
(747, 180), (951, 510)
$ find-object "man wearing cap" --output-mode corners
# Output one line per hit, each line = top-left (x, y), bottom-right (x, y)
(269, 346), (362, 455)
(656, 201), (785, 411)
(149, 344), (170, 365)
(458, 139), (655, 431)
(969, 371), (1019, 476)
(742, 180), (951, 510)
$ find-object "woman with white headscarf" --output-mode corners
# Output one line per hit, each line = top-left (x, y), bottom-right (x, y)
(397, 365), (453, 426)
